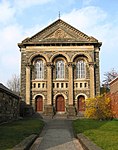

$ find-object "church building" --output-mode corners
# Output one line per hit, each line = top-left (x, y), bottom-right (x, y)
(18, 19), (102, 116)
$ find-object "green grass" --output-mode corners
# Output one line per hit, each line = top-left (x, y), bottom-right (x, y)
(0, 118), (44, 150)
(73, 119), (118, 150)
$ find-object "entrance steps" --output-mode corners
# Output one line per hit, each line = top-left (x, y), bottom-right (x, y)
(77, 112), (85, 118)
(53, 113), (67, 119)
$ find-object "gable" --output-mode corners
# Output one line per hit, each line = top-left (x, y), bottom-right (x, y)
(44, 28), (73, 39)
(18, 19), (101, 48)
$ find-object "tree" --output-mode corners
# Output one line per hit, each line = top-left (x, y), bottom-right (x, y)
(7, 74), (20, 95)
(102, 68), (118, 90)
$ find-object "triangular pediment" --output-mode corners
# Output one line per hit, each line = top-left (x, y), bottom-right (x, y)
(45, 28), (73, 39)
(19, 19), (101, 47)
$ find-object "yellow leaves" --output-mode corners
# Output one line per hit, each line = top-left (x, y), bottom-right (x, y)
(85, 94), (113, 120)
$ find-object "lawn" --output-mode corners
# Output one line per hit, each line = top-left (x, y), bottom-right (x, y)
(73, 119), (118, 150)
(0, 118), (44, 150)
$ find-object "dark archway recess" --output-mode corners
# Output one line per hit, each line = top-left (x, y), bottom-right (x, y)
(77, 95), (85, 111)
(56, 95), (65, 112)
(36, 95), (43, 112)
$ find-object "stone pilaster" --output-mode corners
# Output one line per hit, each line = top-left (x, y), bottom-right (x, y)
(94, 47), (100, 96)
(46, 62), (53, 105)
(68, 62), (74, 105)
(67, 62), (76, 116)
(26, 64), (31, 104)
(89, 62), (95, 98)
(44, 62), (54, 116)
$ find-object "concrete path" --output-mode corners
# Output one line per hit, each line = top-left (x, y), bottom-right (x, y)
(30, 118), (83, 150)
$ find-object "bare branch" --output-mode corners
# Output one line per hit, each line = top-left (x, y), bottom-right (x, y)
(7, 74), (20, 95)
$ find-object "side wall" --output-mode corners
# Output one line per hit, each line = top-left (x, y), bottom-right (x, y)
(110, 78), (118, 118)
(110, 92), (118, 118)
(20, 50), (27, 100)
(94, 48), (100, 96)
(0, 91), (19, 123)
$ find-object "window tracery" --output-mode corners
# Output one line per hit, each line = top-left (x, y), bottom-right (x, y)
(35, 60), (44, 79)
(76, 60), (86, 79)
(56, 60), (65, 79)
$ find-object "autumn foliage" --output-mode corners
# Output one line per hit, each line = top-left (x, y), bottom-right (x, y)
(85, 94), (113, 120)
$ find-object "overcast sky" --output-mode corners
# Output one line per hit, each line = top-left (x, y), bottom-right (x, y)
(0, 0), (118, 85)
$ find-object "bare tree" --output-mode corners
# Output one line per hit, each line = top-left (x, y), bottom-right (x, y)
(102, 68), (118, 89)
(7, 74), (20, 95)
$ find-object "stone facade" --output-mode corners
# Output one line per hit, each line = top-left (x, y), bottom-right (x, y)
(0, 83), (19, 123)
(109, 77), (118, 118)
(18, 19), (102, 116)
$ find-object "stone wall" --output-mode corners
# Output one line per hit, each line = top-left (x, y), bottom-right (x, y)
(109, 77), (118, 118)
(0, 83), (19, 123)
(110, 92), (118, 118)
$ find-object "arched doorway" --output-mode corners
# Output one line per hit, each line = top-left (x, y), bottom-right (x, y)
(77, 95), (85, 112)
(56, 95), (65, 112)
(35, 95), (43, 112)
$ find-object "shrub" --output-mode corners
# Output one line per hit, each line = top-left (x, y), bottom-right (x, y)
(85, 94), (112, 120)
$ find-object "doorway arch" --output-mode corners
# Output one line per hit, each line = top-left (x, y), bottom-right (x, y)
(56, 95), (65, 112)
(77, 95), (85, 112)
(35, 95), (43, 112)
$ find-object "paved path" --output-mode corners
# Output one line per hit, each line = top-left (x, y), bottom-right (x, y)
(30, 118), (83, 150)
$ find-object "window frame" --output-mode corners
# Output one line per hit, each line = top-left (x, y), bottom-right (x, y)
(56, 60), (65, 79)
(35, 60), (44, 80)
(76, 60), (86, 79)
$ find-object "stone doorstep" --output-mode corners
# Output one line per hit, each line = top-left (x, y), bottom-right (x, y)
(13, 134), (38, 150)
(77, 133), (103, 150)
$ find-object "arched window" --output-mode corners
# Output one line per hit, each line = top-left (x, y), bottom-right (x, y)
(56, 60), (65, 79)
(76, 60), (86, 79)
(35, 60), (44, 79)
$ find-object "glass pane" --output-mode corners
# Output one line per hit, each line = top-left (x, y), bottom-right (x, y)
(76, 60), (86, 79)
(56, 60), (65, 79)
(35, 60), (44, 79)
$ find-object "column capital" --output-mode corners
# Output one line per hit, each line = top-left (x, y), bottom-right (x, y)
(95, 47), (100, 52)
(26, 63), (34, 69)
(46, 62), (54, 68)
(68, 62), (75, 68)
(89, 62), (95, 67)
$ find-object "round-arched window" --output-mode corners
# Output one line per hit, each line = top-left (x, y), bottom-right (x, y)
(56, 60), (65, 79)
(76, 60), (86, 79)
(35, 60), (44, 79)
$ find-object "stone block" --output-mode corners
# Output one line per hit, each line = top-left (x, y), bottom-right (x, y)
(77, 133), (103, 150)
(13, 134), (38, 150)
(67, 105), (76, 116)
(43, 105), (54, 116)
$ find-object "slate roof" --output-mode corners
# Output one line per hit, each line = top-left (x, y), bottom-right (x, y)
(0, 83), (19, 98)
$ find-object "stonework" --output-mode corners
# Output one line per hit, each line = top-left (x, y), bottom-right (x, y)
(18, 19), (102, 116)
(0, 83), (19, 123)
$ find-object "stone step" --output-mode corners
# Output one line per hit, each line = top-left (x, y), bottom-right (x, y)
(53, 114), (67, 119)
(77, 112), (84, 117)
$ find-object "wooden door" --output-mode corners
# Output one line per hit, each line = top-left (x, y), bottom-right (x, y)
(56, 95), (65, 112)
(36, 96), (43, 112)
(78, 96), (85, 111)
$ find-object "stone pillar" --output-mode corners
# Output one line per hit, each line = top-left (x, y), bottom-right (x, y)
(26, 64), (31, 104)
(47, 62), (53, 105)
(95, 47), (100, 96)
(89, 62), (95, 98)
(44, 62), (54, 116)
(68, 62), (74, 105)
(67, 62), (76, 116)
